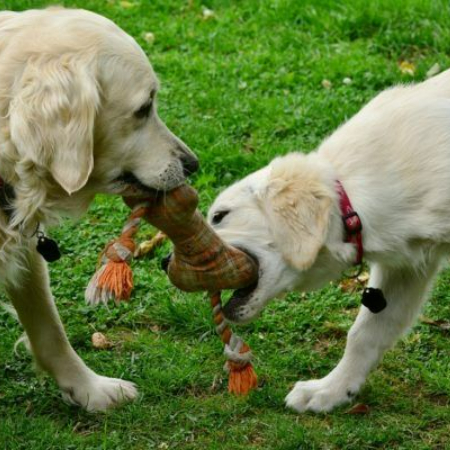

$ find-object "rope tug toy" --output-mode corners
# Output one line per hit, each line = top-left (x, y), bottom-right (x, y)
(86, 185), (259, 395)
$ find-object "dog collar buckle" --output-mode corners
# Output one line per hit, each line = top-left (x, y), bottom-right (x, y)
(342, 211), (362, 235)
(336, 180), (363, 265)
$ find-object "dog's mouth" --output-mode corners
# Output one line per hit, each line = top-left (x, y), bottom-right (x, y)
(222, 249), (260, 322)
(222, 280), (258, 321)
(113, 172), (160, 197)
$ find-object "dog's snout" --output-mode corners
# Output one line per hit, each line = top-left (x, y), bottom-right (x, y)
(181, 154), (199, 176)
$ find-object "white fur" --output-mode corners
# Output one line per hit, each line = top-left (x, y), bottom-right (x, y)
(0, 8), (197, 412)
(208, 69), (450, 412)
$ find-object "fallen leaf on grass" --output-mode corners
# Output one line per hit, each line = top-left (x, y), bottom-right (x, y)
(357, 271), (370, 283)
(136, 231), (166, 257)
(420, 316), (450, 331)
(143, 32), (155, 45)
(91, 332), (113, 349)
(346, 403), (370, 414)
(338, 271), (369, 293)
(210, 374), (223, 393)
(399, 61), (416, 76)
(321, 79), (332, 89)
(339, 278), (359, 293)
(202, 7), (215, 20)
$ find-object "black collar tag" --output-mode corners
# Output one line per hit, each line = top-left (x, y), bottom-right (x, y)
(36, 232), (61, 263)
(361, 288), (387, 313)
(0, 180), (62, 263)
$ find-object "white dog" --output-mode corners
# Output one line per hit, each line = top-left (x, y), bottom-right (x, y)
(208, 69), (450, 412)
(0, 8), (198, 411)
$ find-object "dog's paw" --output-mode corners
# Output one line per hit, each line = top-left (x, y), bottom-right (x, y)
(61, 374), (138, 412)
(285, 376), (361, 413)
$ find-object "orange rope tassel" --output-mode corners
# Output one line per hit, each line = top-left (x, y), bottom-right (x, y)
(96, 260), (133, 301)
(85, 203), (149, 305)
(210, 292), (258, 395)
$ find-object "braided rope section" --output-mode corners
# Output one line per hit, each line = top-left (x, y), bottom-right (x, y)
(211, 292), (258, 395)
(85, 202), (150, 305)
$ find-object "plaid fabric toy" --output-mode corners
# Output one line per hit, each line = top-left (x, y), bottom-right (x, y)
(86, 184), (259, 395)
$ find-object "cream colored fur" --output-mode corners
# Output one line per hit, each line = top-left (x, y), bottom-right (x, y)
(208, 68), (450, 412)
(0, 8), (197, 412)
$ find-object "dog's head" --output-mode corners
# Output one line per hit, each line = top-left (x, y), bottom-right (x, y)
(208, 153), (353, 324)
(1, 8), (198, 229)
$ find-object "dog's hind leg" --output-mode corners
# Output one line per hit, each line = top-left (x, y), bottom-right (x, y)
(6, 247), (138, 412)
(285, 261), (440, 413)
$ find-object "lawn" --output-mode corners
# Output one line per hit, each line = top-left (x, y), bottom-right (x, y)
(1, 0), (450, 449)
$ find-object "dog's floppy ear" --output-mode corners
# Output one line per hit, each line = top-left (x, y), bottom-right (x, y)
(261, 155), (332, 271)
(9, 54), (99, 194)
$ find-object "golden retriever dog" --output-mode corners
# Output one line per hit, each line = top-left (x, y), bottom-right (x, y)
(0, 8), (198, 411)
(208, 69), (450, 412)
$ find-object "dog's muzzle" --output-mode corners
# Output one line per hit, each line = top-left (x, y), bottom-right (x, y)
(221, 280), (259, 322)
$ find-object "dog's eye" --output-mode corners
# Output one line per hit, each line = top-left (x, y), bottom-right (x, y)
(134, 101), (152, 119)
(212, 210), (230, 225)
(134, 90), (157, 120)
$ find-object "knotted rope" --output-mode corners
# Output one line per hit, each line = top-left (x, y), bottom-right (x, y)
(211, 292), (257, 394)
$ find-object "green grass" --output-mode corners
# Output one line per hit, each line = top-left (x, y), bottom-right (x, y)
(1, 0), (450, 449)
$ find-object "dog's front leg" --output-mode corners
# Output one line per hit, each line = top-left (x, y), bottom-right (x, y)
(286, 261), (440, 413)
(6, 248), (137, 412)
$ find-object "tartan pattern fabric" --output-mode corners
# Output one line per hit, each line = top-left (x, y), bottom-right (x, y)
(143, 185), (259, 293)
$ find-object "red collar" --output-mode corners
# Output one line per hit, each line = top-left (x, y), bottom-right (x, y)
(335, 180), (363, 265)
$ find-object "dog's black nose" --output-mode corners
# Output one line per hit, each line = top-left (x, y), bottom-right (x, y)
(161, 253), (172, 273)
(181, 155), (199, 177)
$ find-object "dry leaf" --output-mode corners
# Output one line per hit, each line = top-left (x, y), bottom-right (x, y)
(346, 403), (370, 414)
(357, 271), (370, 283)
(136, 231), (166, 257)
(339, 270), (369, 293)
(399, 61), (416, 76)
(210, 374), (223, 393)
(420, 316), (450, 331)
(426, 62), (441, 78)
(91, 332), (113, 349)
(339, 278), (359, 293)
(202, 7), (215, 19)
(143, 32), (155, 45)
(321, 79), (332, 89)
